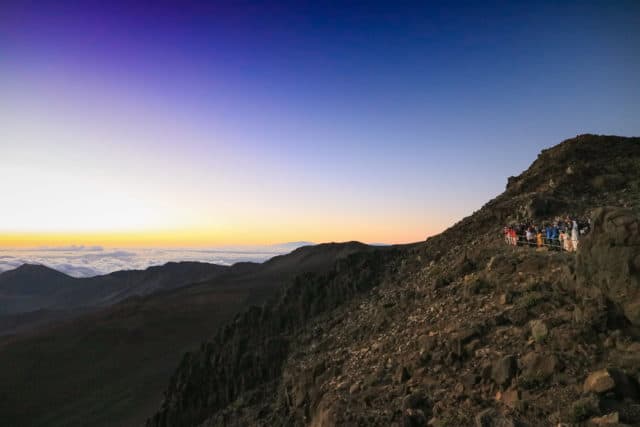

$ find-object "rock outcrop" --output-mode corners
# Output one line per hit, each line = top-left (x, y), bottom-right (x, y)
(576, 207), (640, 327)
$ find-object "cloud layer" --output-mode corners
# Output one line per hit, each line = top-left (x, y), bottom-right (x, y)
(0, 243), (312, 277)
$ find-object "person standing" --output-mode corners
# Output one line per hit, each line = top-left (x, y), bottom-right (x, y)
(526, 227), (534, 246)
(536, 229), (543, 248)
(571, 220), (579, 251)
(551, 224), (559, 250)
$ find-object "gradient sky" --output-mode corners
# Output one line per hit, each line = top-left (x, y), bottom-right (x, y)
(2, 1), (639, 247)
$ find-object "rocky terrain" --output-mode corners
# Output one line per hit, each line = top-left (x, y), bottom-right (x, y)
(0, 242), (372, 427)
(148, 135), (640, 426)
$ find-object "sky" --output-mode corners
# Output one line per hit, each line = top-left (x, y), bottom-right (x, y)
(2, 0), (640, 248)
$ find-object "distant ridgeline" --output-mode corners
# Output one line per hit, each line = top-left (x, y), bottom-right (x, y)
(0, 262), (230, 317)
(0, 242), (376, 427)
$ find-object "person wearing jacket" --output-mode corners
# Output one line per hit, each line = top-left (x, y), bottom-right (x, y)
(571, 220), (579, 251)
(551, 224), (559, 250)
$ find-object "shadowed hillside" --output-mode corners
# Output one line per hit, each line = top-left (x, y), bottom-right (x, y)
(148, 135), (640, 426)
(0, 261), (230, 317)
(0, 242), (373, 427)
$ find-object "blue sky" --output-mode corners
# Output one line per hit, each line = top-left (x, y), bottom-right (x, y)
(2, 0), (639, 246)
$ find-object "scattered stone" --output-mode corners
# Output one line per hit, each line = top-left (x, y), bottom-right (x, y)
(584, 370), (617, 394)
(499, 389), (522, 409)
(588, 412), (619, 425)
(529, 320), (549, 342)
(336, 380), (350, 391)
(492, 355), (517, 387)
(603, 336), (616, 349)
(520, 351), (559, 380)
(348, 383), (360, 394)
(583, 368), (640, 400)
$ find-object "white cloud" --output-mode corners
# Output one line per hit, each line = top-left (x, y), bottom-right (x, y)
(0, 243), (311, 278)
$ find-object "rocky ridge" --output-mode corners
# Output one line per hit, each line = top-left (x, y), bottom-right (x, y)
(149, 134), (640, 426)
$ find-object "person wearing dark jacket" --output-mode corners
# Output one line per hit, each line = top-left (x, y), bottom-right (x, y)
(551, 224), (560, 249)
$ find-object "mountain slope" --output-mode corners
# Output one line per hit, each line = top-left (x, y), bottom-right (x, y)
(0, 242), (373, 427)
(148, 135), (640, 426)
(0, 261), (229, 318)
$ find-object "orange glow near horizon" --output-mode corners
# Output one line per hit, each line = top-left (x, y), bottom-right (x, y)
(0, 222), (444, 248)
(0, 207), (453, 248)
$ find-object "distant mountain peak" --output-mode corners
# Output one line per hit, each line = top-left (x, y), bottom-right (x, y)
(272, 241), (315, 249)
(7, 263), (70, 277)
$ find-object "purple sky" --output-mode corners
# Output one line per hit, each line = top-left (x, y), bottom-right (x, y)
(2, 1), (639, 246)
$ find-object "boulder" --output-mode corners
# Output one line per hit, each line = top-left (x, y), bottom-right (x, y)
(584, 370), (617, 394)
(529, 320), (549, 342)
(624, 299), (640, 326)
(492, 355), (517, 387)
(588, 412), (619, 425)
(576, 208), (640, 327)
(583, 368), (640, 400)
(498, 389), (522, 409)
(499, 293), (512, 305)
(520, 351), (559, 380)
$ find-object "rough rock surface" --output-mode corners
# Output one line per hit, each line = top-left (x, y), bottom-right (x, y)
(148, 135), (640, 426)
(576, 207), (640, 327)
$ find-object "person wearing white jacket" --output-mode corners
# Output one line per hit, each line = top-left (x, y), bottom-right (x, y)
(571, 220), (579, 251)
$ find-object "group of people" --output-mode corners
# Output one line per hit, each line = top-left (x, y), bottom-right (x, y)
(503, 217), (590, 252)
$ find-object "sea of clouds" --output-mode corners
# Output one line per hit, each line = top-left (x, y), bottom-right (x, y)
(0, 242), (312, 278)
